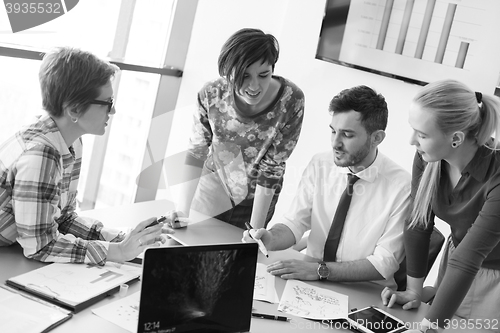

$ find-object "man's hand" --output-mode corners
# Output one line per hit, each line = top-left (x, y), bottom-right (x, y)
(242, 227), (272, 248)
(267, 259), (319, 280)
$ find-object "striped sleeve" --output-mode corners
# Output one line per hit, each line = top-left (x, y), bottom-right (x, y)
(12, 144), (117, 265)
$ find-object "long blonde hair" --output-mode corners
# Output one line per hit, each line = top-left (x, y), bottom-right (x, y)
(409, 79), (500, 228)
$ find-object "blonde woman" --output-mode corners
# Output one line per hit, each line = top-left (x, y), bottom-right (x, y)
(381, 79), (500, 332)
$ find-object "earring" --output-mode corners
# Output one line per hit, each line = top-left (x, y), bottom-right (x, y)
(452, 142), (458, 148)
(71, 118), (78, 123)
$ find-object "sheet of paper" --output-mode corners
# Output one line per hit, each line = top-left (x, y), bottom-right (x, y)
(253, 263), (279, 303)
(92, 291), (140, 333)
(278, 280), (348, 320)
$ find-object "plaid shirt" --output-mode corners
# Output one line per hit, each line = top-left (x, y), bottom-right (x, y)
(0, 115), (124, 264)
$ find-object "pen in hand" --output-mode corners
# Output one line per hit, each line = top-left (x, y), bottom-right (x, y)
(244, 222), (269, 258)
(252, 312), (290, 322)
(145, 216), (165, 229)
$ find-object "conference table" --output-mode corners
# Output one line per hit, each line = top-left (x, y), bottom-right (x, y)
(0, 200), (488, 332)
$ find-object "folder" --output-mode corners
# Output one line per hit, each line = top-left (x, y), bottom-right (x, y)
(0, 285), (72, 333)
(5, 262), (141, 313)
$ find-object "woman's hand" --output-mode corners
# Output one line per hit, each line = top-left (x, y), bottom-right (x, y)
(108, 217), (174, 262)
(381, 287), (422, 310)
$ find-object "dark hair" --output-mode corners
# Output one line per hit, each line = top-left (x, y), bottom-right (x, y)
(218, 28), (279, 91)
(328, 85), (388, 133)
(39, 47), (119, 118)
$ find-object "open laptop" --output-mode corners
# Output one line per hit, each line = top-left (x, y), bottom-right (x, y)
(137, 243), (259, 333)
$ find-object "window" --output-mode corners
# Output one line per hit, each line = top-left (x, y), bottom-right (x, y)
(0, 0), (197, 210)
(0, 0), (173, 65)
(0, 57), (41, 142)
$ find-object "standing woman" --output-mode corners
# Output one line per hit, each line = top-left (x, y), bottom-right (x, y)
(0, 47), (170, 264)
(381, 79), (500, 331)
(175, 28), (305, 229)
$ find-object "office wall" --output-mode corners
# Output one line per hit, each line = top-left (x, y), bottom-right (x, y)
(164, 0), (421, 220)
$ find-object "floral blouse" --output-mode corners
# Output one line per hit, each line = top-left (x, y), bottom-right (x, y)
(186, 76), (305, 201)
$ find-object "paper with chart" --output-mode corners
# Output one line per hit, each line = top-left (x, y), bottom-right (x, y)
(253, 263), (279, 303)
(277, 280), (348, 320)
(92, 291), (140, 333)
(7, 262), (141, 306)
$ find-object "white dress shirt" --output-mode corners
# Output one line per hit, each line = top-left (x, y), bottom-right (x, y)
(281, 150), (411, 288)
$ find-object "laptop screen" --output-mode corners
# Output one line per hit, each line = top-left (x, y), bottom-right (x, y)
(137, 243), (259, 333)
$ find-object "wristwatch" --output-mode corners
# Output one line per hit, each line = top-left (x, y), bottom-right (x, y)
(317, 261), (329, 281)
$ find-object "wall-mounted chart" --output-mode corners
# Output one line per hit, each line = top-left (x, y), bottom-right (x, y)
(317, 0), (500, 93)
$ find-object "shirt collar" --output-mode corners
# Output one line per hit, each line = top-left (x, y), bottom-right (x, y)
(38, 115), (75, 169)
(338, 149), (381, 183)
(462, 145), (494, 182)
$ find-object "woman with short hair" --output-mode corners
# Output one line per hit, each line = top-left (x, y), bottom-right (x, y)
(175, 28), (305, 230)
(0, 47), (171, 264)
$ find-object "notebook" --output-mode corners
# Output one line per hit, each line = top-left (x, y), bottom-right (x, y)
(0, 285), (72, 333)
(137, 242), (259, 333)
(6, 262), (141, 313)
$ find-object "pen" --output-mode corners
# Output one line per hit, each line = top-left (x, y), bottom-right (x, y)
(146, 216), (164, 229)
(252, 312), (290, 322)
(245, 222), (269, 258)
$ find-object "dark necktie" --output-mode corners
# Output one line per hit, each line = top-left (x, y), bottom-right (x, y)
(323, 173), (360, 261)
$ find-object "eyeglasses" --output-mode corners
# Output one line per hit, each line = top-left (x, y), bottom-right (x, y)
(89, 98), (114, 113)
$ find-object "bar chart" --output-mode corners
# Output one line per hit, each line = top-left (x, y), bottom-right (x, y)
(317, 0), (500, 93)
(372, 0), (475, 68)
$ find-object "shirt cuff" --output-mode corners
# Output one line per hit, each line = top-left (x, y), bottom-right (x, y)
(84, 240), (109, 265)
(101, 227), (126, 242)
(279, 220), (305, 246)
(366, 246), (399, 280)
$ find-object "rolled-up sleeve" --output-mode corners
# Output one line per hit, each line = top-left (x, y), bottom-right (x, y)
(405, 151), (434, 278)
(13, 145), (123, 265)
(280, 156), (314, 244)
(368, 182), (410, 279)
